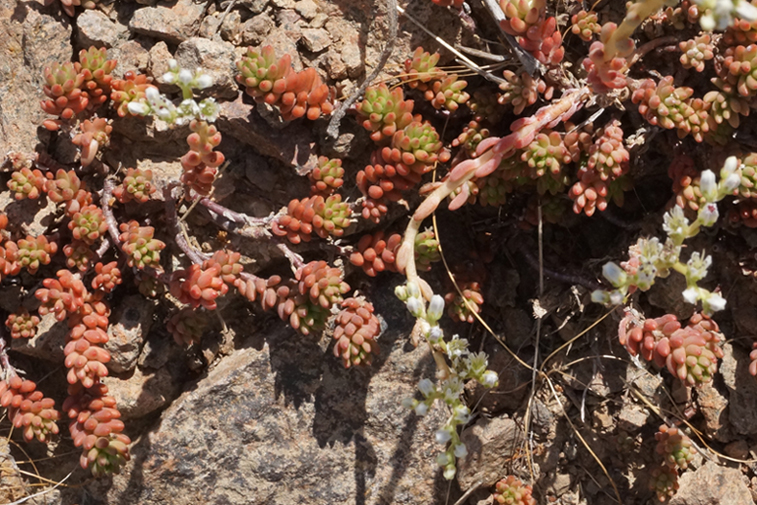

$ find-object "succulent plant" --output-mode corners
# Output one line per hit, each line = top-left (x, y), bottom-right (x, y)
(63, 240), (95, 272)
(234, 274), (282, 311)
(649, 465), (679, 502)
(113, 168), (156, 204)
(91, 262), (123, 293)
(445, 281), (484, 323)
(40, 61), (88, 130)
(312, 194), (353, 239)
(65, 300), (112, 389)
(236, 45), (292, 105)
(72, 118), (113, 167)
(0, 376), (60, 443)
(403, 48), (445, 90)
(669, 155), (707, 212)
(499, 0), (545, 35)
(205, 250), (243, 285)
(679, 34), (714, 72)
(498, 70), (551, 115)
(8, 167), (46, 200)
(170, 263), (229, 311)
(167, 307), (208, 346)
(492, 475), (536, 505)
(333, 297), (381, 367)
(63, 383), (131, 477)
(110, 71), (156, 117)
(309, 157), (345, 196)
(15, 235), (58, 274)
(118, 221), (166, 270)
(295, 260), (349, 308)
(356, 84), (418, 143)
(76, 46), (116, 110)
(381, 121), (449, 174)
(425, 74), (470, 111)
(5, 309), (41, 339)
(35, 270), (87, 321)
(69, 205), (108, 245)
(349, 231), (402, 276)
(571, 10), (601, 41)
(723, 43), (757, 97)
(181, 120), (224, 196)
(279, 67), (335, 121)
(45, 169), (84, 205)
(655, 424), (696, 470)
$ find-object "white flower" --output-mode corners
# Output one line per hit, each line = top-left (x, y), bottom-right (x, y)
(436, 452), (451, 466)
(401, 397), (414, 409)
(127, 101), (148, 115)
(454, 443), (468, 458)
(686, 252), (712, 283)
(704, 292), (727, 313)
(427, 295), (444, 323)
(602, 262), (627, 288)
(394, 285), (408, 301)
(591, 290), (610, 304)
(609, 290), (625, 305)
(682, 287), (700, 304)
(178, 68), (193, 85)
(482, 370), (498, 388)
(446, 336), (468, 361)
(700, 170), (718, 201)
(418, 378), (435, 397)
(199, 98), (219, 122)
(736, 0), (757, 20)
(453, 405), (470, 423)
(162, 71), (176, 84)
(145, 86), (161, 103)
(414, 403), (428, 416)
(722, 156), (739, 176)
(663, 206), (690, 242)
(435, 429), (452, 444)
(724, 173), (741, 193)
(698, 202), (719, 227)
(168, 59), (178, 70)
(196, 73), (213, 89)
(427, 326), (443, 343)
(407, 281), (421, 299)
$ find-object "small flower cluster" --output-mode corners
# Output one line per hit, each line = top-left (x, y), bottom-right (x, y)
(402, 47), (470, 112)
(593, 157), (742, 315)
(127, 60), (218, 125)
(236, 46), (334, 120)
(396, 281), (498, 480)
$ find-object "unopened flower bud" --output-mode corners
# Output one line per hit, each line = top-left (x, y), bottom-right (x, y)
(436, 452), (451, 466)
(178, 69), (193, 85)
(145, 86), (161, 102)
(418, 378), (435, 397)
(401, 397), (414, 409)
(736, 0), (757, 21)
(591, 290), (609, 304)
(704, 291), (726, 313)
(453, 405), (470, 423)
(407, 281), (421, 299)
(395, 285), (408, 301)
(406, 297), (423, 318)
(435, 429), (452, 444)
(427, 295), (444, 323)
(454, 443), (468, 458)
(168, 59), (178, 70)
(196, 74), (213, 89)
(163, 72), (176, 84)
(127, 102), (148, 115)
(722, 156), (739, 177)
(443, 464), (456, 480)
(415, 402), (428, 416)
(428, 326), (443, 343)
(724, 173), (741, 193)
(682, 287), (699, 304)
(602, 262), (627, 288)
(700, 170), (717, 201)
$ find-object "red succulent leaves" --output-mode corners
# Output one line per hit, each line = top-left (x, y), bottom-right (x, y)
(333, 297), (381, 367)
(0, 376), (60, 443)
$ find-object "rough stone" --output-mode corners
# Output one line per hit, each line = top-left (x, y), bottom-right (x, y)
(108, 39), (151, 77)
(221, 0), (268, 14)
(0, 192), (58, 238)
(102, 365), (181, 420)
(88, 323), (449, 505)
(720, 343), (757, 435)
(301, 27), (331, 52)
(175, 37), (239, 100)
(148, 40), (173, 88)
(617, 402), (648, 432)
(76, 9), (128, 48)
(129, 0), (206, 44)
(325, 17), (363, 78)
(10, 313), (67, 363)
(323, 51), (347, 80)
(220, 10), (242, 42)
(271, 0), (295, 9)
(457, 417), (523, 490)
(104, 295), (156, 374)
(0, 6), (71, 155)
(259, 30), (303, 71)
(240, 13), (274, 46)
(276, 9), (303, 43)
(696, 382), (732, 442)
(219, 95), (318, 167)
(310, 12), (329, 29)
(295, 0), (319, 19)
(724, 439), (749, 460)
(669, 461), (754, 505)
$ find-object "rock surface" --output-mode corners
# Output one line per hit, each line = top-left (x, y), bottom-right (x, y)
(90, 322), (448, 505)
(457, 417), (523, 490)
(669, 461), (754, 505)
(129, 0), (206, 44)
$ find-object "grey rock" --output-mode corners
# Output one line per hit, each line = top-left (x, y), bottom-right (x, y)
(219, 95), (318, 167)
(221, 0), (268, 14)
(301, 27), (331, 52)
(295, 0), (319, 19)
(76, 9), (127, 48)
(108, 40), (150, 77)
(129, 0), (205, 44)
(457, 417), (523, 490)
(105, 295), (156, 373)
(175, 37), (238, 100)
(310, 12), (329, 29)
(669, 461), (754, 505)
(720, 343), (757, 435)
(91, 325), (449, 505)
(240, 13), (274, 46)
(323, 51), (347, 80)
(11, 313), (67, 363)
(617, 402), (648, 432)
(0, 6), (71, 155)
(276, 9), (303, 43)
(696, 382), (732, 442)
(259, 30), (302, 71)
(220, 10), (242, 42)
(102, 365), (181, 419)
